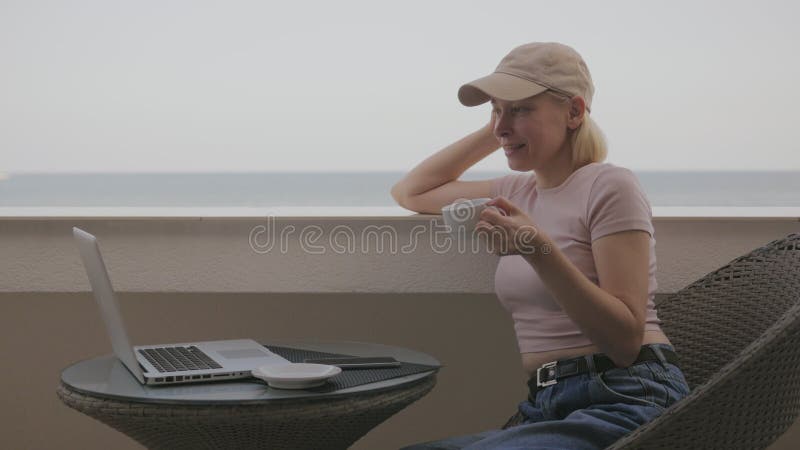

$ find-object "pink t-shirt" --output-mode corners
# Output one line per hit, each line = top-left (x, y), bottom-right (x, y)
(490, 162), (662, 354)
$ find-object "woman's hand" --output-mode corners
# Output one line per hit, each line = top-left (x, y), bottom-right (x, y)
(475, 197), (550, 256)
(482, 109), (498, 142)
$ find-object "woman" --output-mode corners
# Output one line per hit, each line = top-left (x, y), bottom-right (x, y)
(392, 42), (691, 449)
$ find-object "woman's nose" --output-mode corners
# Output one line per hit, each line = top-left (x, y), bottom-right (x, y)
(493, 113), (512, 139)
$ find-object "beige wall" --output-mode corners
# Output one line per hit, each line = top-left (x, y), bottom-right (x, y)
(2, 217), (799, 294)
(2, 291), (800, 450)
(1, 215), (799, 448)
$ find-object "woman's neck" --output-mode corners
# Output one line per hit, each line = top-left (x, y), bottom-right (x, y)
(533, 151), (577, 189)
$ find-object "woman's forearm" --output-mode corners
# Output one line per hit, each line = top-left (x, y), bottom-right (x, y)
(391, 124), (498, 199)
(522, 233), (643, 367)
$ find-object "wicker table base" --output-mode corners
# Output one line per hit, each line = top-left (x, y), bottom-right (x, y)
(58, 375), (436, 450)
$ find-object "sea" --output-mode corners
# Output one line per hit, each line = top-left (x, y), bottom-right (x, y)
(0, 171), (798, 207)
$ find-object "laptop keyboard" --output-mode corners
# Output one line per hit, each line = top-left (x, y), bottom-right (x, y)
(138, 346), (223, 373)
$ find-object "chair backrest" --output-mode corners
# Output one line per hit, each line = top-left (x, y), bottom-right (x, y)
(657, 233), (800, 389)
(608, 232), (800, 449)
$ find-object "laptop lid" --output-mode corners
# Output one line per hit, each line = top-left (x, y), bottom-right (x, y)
(73, 227), (145, 384)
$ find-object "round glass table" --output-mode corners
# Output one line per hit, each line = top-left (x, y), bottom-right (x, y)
(58, 340), (439, 450)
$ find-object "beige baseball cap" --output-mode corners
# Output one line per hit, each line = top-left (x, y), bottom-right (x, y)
(458, 42), (594, 111)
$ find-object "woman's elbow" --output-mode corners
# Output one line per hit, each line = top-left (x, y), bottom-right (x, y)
(611, 324), (645, 367)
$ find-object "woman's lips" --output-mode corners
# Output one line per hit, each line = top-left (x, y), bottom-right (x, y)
(503, 143), (525, 156)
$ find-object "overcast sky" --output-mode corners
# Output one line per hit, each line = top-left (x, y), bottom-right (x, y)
(1, 0), (798, 173)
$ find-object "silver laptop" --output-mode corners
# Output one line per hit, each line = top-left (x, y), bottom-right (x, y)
(72, 227), (289, 385)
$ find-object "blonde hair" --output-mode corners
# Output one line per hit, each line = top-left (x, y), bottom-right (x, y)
(545, 91), (608, 168)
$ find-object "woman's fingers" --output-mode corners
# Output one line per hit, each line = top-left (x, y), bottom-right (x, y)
(487, 197), (514, 216)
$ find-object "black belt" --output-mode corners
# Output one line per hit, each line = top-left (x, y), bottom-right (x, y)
(527, 344), (680, 398)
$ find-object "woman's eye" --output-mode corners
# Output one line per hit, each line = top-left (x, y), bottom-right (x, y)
(493, 107), (527, 115)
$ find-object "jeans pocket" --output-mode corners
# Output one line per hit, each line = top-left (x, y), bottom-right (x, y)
(593, 366), (668, 411)
(658, 363), (692, 402)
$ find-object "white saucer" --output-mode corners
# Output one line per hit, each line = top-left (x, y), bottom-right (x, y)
(251, 363), (342, 389)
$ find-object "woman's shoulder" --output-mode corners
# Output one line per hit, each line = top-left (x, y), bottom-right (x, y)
(588, 162), (645, 193)
(584, 161), (633, 176)
(585, 162), (654, 239)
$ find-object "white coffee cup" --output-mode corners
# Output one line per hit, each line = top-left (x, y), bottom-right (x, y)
(441, 198), (502, 234)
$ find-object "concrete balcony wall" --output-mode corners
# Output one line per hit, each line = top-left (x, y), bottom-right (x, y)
(0, 211), (798, 449)
(1, 209), (799, 294)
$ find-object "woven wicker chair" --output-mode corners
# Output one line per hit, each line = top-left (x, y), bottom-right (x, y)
(503, 232), (800, 449)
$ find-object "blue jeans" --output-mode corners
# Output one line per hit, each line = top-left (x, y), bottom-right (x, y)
(401, 344), (691, 450)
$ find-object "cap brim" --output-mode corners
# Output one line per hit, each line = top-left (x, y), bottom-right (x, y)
(458, 72), (549, 107)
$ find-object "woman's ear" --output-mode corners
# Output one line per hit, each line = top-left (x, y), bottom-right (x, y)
(567, 96), (587, 130)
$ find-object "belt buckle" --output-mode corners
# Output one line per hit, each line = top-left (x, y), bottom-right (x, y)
(536, 361), (558, 388)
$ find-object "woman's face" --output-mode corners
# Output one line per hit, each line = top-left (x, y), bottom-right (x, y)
(491, 92), (572, 170)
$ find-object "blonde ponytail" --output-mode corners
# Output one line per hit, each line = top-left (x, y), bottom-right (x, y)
(545, 90), (608, 168)
(570, 113), (608, 168)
